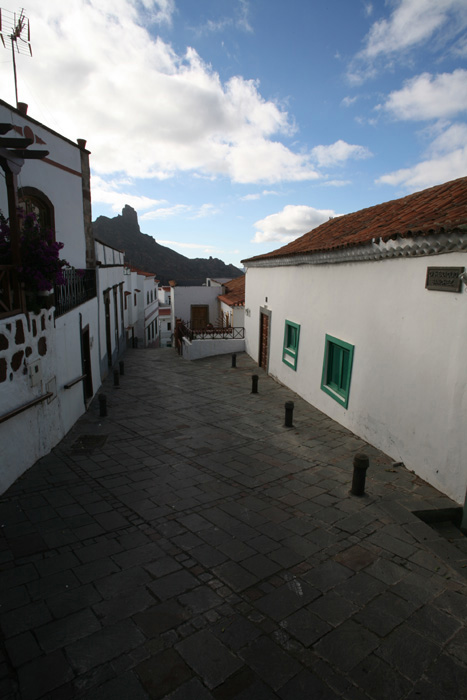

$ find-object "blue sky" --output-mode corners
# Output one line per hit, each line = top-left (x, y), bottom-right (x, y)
(1, 0), (466, 269)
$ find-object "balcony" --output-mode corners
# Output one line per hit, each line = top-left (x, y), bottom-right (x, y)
(55, 268), (97, 318)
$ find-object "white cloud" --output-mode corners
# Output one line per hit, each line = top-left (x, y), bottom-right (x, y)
(376, 121), (467, 190)
(241, 189), (279, 201)
(91, 175), (166, 212)
(349, 0), (467, 82)
(341, 96), (358, 107)
(140, 205), (191, 220)
(311, 140), (372, 167)
(253, 204), (338, 245)
(382, 69), (467, 121)
(8, 1), (315, 186)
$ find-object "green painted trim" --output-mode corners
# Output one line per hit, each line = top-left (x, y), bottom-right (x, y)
(321, 334), (354, 408)
(282, 320), (300, 370)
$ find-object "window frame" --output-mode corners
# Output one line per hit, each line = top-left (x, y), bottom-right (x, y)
(282, 320), (300, 371)
(321, 334), (354, 408)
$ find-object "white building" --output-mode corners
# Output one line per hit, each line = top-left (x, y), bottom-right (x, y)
(95, 239), (126, 376)
(0, 100), (100, 493)
(158, 286), (172, 346)
(129, 267), (159, 348)
(243, 177), (467, 504)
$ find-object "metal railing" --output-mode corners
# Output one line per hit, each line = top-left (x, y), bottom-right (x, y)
(179, 322), (244, 341)
(55, 268), (97, 318)
(0, 265), (22, 319)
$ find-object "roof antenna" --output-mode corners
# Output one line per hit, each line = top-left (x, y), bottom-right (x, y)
(0, 8), (32, 107)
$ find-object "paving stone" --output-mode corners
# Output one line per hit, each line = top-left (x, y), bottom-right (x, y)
(302, 560), (353, 592)
(216, 539), (256, 562)
(211, 615), (262, 651)
(308, 590), (359, 627)
(0, 600), (53, 638)
(4, 630), (41, 668)
(213, 562), (259, 593)
(350, 655), (412, 700)
(165, 677), (213, 699)
(422, 652), (467, 698)
(46, 583), (102, 618)
(256, 580), (319, 621)
(278, 669), (340, 700)
(144, 556), (182, 578)
(353, 591), (415, 636)
(176, 629), (243, 689)
(239, 635), (301, 691)
(133, 599), (189, 637)
(93, 587), (154, 624)
(179, 585), (224, 614)
(36, 607), (101, 652)
(374, 626), (441, 681)
(407, 603), (462, 644)
(75, 557), (121, 584)
(282, 608), (331, 647)
(148, 569), (199, 601)
(333, 571), (386, 606)
(85, 671), (149, 700)
(190, 543), (228, 568)
(313, 620), (379, 673)
(111, 542), (164, 569)
(136, 648), (192, 698)
(17, 650), (74, 700)
(66, 619), (145, 673)
(241, 553), (282, 579)
(94, 566), (152, 599)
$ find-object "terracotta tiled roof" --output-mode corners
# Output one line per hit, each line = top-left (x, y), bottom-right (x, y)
(242, 176), (467, 263)
(217, 275), (245, 307)
(131, 266), (156, 277)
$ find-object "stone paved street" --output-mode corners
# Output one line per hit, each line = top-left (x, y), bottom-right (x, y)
(1, 348), (467, 699)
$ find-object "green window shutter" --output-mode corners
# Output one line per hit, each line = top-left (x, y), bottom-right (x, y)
(282, 320), (300, 370)
(321, 334), (354, 408)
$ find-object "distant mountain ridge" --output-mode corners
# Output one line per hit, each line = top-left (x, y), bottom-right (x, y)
(92, 205), (243, 285)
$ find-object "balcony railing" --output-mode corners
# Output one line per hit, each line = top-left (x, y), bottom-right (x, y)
(179, 322), (244, 341)
(55, 268), (97, 318)
(0, 265), (22, 319)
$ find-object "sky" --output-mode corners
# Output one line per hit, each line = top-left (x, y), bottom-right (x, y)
(0, 0), (466, 270)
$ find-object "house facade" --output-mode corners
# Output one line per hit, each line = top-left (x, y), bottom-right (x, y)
(0, 100), (100, 493)
(243, 177), (467, 503)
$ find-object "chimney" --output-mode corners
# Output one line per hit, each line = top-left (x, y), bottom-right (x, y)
(77, 138), (87, 149)
(17, 102), (28, 115)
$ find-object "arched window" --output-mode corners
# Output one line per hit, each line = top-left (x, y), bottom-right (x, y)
(17, 187), (55, 237)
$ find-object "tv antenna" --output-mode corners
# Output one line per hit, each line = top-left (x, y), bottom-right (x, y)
(0, 8), (32, 107)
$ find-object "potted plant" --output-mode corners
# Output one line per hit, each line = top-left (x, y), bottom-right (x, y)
(0, 209), (69, 311)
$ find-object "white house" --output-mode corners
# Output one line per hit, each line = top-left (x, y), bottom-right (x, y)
(130, 267), (159, 348)
(95, 239), (127, 376)
(217, 275), (245, 328)
(0, 100), (100, 493)
(158, 286), (172, 346)
(243, 177), (467, 504)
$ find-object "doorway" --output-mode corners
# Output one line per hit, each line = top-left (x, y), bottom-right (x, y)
(259, 309), (271, 371)
(81, 325), (93, 401)
(191, 305), (209, 329)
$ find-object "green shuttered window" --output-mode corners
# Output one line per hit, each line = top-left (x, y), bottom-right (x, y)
(282, 320), (300, 370)
(321, 334), (354, 408)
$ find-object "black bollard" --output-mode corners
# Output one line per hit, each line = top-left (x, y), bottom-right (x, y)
(113, 369), (120, 387)
(119, 360), (124, 376)
(251, 374), (259, 394)
(351, 453), (369, 496)
(98, 394), (107, 417)
(231, 353), (237, 368)
(284, 401), (294, 427)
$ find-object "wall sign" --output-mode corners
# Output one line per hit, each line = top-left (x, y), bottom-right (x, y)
(426, 267), (464, 293)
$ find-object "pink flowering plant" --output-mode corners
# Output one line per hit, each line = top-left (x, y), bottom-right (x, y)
(0, 210), (69, 292)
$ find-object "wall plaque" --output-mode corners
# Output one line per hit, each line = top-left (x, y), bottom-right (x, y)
(426, 266), (464, 292)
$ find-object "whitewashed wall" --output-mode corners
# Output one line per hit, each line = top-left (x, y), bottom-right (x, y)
(0, 104), (87, 267)
(245, 252), (467, 503)
(172, 286), (220, 326)
(182, 337), (246, 360)
(0, 299), (99, 493)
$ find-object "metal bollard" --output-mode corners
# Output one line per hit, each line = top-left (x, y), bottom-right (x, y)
(351, 453), (369, 496)
(284, 401), (294, 427)
(251, 374), (259, 394)
(119, 360), (125, 376)
(113, 369), (120, 387)
(98, 394), (107, 417)
(231, 353), (237, 368)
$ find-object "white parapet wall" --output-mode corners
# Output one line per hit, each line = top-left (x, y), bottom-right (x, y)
(182, 337), (245, 361)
